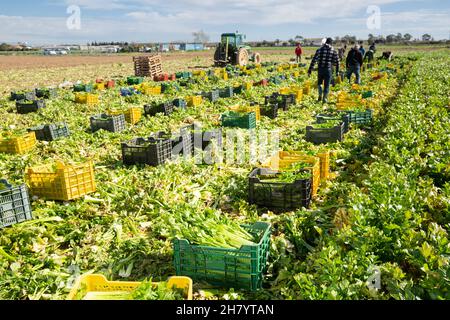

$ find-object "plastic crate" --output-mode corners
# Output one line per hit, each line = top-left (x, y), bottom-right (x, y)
(202, 90), (220, 102)
(173, 98), (187, 109)
(220, 111), (256, 129)
(109, 107), (142, 125)
(260, 103), (278, 119)
(260, 152), (321, 196)
(94, 83), (105, 90)
(316, 113), (350, 133)
(176, 71), (192, 79)
(342, 109), (373, 125)
(67, 274), (193, 300)
(10, 91), (36, 101)
(248, 168), (312, 210)
(0, 180), (33, 229)
(28, 123), (70, 141)
(144, 102), (174, 116)
(305, 122), (345, 144)
(25, 161), (96, 201)
(228, 105), (260, 121)
(0, 131), (36, 154)
(127, 77), (144, 85)
(16, 100), (46, 114)
(35, 88), (57, 99)
(75, 93), (98, 105)
(122, 133), (172, 166)
(73, 84), (93, 93)
(362, 91), (373, 99)
(173, 221), (271, 291)
(90, 114), (126, 133)
(105, 80), (115, 89)
(265, 93), (295, 111)
(172, 126), (194, 158)
(186, 96), (202, 107)
(219, 87), (234, 98)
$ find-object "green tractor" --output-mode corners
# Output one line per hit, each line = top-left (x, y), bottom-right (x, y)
(214, 32), (261, 67)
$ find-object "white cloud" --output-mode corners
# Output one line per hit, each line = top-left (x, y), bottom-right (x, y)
(0, 0), (448, 43)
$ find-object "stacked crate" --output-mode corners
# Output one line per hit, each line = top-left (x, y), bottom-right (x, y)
(133, 54), (163, 78)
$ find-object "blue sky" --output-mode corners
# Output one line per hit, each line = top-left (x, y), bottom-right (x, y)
(0, 0), (449, 44)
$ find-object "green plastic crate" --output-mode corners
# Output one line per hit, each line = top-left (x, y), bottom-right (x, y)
(220, 111), (256, 129)
(173, 222), (271, 291)
(127, 77), (143, 85)
(344, 109), (373, 125)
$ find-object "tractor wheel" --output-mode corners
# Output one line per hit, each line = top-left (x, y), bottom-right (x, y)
(253, 52), (262, 64)
(214, 45), (222, 66)
(237, 48), (249, 66)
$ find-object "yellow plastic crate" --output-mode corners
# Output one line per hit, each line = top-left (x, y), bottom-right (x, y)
(75, 93), (98, 105)
(228, 104), (261, 121)
(273, 150), (329, 182)
(109, 107), (142, 125)
(0, 131), (36, 155)
(67, 274), (193, 300)
(25, 160), (96, 201)
(142, 83), (161, 96)
(192, 70), (206, 77)
(260, 152), (321, 197)
(244, 82), (253, 90)
(222, 72), (229, 81)
(293, 71), (300, 77)
(303, 81), (311, 95)
(94, 83), (105, 90)
(187, 96), (203, 107)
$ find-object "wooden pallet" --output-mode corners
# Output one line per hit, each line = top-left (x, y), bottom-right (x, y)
(133, 55), (163, 77)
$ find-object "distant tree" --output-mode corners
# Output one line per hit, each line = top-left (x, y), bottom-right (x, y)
(294, 35), (304, 42)
(368, 33), (375, 43)
(0, 43), (10, 51)
(288, 38), (296, 46)
(386, 34), (396, 43)
(422, 34), (432, 41)
(262, 40), (268, 47)
(193, 30), (210, 43)
(395, 33), (403, 42)
(274, 39), (281, 46)
(403, 33), (412, 41)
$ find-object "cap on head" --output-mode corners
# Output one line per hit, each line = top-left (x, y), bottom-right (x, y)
(326, 37), (333, 45)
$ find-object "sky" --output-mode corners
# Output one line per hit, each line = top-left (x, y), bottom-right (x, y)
(0, 0), (449, 45)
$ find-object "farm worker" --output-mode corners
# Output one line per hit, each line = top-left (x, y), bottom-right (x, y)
(295, 43), (303, 63)
(338, 45), (347, 60)
(359, 44), (366, 58)
(308, 37), (340, 103)
(369, 42), (376, 53)
(364, 49), (375, 63)
(346, 43), (363, 84)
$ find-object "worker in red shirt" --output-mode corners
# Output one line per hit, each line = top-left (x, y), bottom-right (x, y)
(295, 43), (303, 63)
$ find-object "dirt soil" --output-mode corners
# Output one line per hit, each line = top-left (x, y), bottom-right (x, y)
(0, 51), (215, 71)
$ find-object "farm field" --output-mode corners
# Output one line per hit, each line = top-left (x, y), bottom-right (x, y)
(0, 46), (449, 300)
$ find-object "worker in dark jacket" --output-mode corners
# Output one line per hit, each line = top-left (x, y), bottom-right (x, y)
(308, 37), (340, 103)
(346, 43), (363, 84)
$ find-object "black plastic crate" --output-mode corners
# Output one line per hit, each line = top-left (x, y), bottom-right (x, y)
(173, 98), (187, 109)
(202, 90), (220, 102)
(28, 123), (70, 141)
(122, 132), (172, 166)
(90, 114), (126, 133)
(316, 113), (350, 133)
(192, 127), (223, 151)
(10, 91), (36, 101)
(233, 85), (244, 95)
(305, 122), (345, 144)
(260, 103), (279, 119)
(248, 168), (312, 210)
(16, 100), (46, 114)
(0, 180), (33, 229)
(35, 88), (57, 99)
(264, 93), (295, 111)
(219, 87), (234, 98)
(144, 102), (174, 116)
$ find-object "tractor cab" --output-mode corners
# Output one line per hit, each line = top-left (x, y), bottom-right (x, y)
(221, 33), (245, 48)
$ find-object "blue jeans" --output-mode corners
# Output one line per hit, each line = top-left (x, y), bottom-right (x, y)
(346, 64), (361, 84)
(317, 67), (332, 99)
